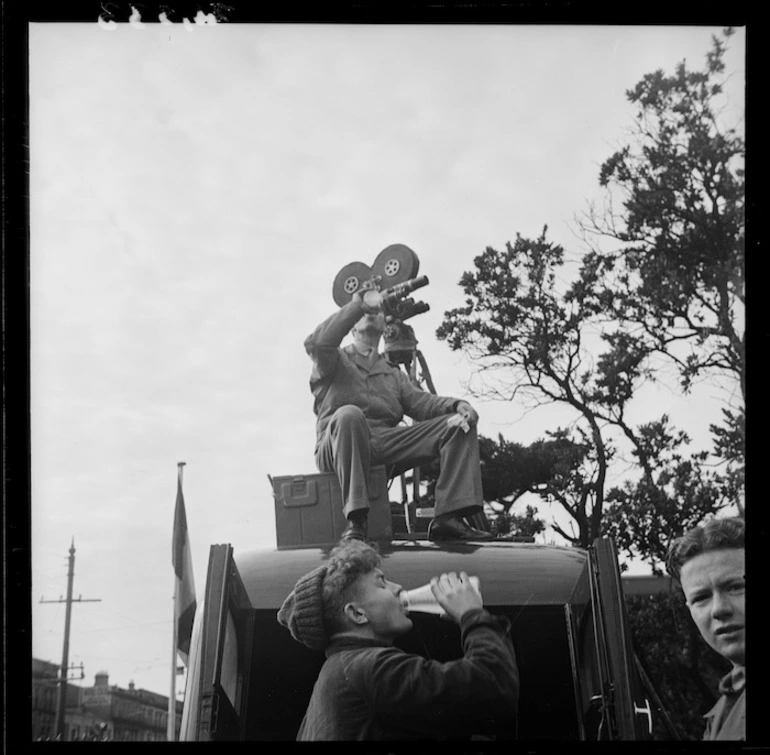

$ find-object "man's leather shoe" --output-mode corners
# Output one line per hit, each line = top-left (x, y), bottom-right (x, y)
(341, 514), (368, 542)
(428, 515), (495, 542)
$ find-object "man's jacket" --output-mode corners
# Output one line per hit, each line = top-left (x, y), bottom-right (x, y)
(305, 300), (458, 446)
(296, 608), (519, 741)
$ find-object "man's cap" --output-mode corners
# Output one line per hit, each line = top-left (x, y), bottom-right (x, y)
(276, 564), (328, 651)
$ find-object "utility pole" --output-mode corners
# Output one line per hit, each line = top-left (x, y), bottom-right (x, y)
(40, 538), (101, 741)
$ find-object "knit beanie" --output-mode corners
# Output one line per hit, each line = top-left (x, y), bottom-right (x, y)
(276, 564), (329, 651)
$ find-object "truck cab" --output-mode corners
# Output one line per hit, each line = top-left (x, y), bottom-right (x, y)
(180, 533), (670, 740)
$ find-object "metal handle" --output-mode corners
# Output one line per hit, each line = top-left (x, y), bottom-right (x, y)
(634, 698), (653, 736)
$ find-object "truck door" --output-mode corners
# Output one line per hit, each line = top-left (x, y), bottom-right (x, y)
(587, 536), (654, 740)
(565, 536), (657, 740)
(185, 544), (255, 741)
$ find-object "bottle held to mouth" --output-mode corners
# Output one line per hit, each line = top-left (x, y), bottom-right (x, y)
(400, 576), (481, 614)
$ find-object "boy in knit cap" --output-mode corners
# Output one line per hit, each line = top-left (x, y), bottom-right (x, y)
(277, 540), (518, 740)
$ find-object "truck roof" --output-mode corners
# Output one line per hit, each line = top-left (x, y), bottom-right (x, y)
(234, 539), (590, 608)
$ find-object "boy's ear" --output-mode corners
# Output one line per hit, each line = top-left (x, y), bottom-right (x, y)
(344, 602), (368, 625)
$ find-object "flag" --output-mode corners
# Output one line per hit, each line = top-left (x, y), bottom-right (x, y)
(172, 468), (196, 665)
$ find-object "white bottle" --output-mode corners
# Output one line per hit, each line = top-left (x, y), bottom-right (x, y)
(400, 576), (481, 614)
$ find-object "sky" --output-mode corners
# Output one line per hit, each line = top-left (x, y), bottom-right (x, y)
(29, 21), (745, 700)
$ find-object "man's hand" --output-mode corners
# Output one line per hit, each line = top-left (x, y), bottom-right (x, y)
(352, 288), (383, 314)
(451, 400), (478, 429)
(430, 571), (483, 624)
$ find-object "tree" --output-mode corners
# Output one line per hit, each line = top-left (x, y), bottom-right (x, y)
(436, 228), (721, 548)
(575, 28), (744, 511)
(418, 432), (596, 540)
(603, 415), (726, 574)
(476, 432), (585, 540)
(436, 229), (612, 547)
(436, 30), (742, 555)
(485, 503), (546, 539)
(415, 433), (550, 538)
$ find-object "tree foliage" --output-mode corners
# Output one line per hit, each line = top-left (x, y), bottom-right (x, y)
(486, 503), (546, 539)
(603, 416), (728, 574)
(477, 432), (588, 505)
(477, 432), (596, 540)
(437, 230), (614, 546)
(437, 228), (681, 549)
(576, 28), (744, 496)
(436, 30), (742, 558)
(626, 590), (730, 740)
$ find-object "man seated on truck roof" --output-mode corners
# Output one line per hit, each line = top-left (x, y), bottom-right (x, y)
(666, 517), (745, 741)
(277, 540), (519, 741)
(305, 286), (493, 542)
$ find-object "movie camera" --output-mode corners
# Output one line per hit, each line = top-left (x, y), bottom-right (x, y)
(332, 244), (431, 365)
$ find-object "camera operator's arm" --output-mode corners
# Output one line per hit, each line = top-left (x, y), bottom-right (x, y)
(395, 372), (458, 421)
(304, 295), (369, 379)
(397, 375), (480, 427)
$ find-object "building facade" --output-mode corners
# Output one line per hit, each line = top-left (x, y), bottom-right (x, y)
(32, 658), (62, 740)
(32, 661), (183, 741)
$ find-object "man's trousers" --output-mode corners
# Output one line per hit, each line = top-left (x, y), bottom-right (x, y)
(314, 405), (484, 519)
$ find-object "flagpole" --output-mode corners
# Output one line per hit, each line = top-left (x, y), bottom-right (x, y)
(168, 461), (186, 741)
(168, 579), (177, 741)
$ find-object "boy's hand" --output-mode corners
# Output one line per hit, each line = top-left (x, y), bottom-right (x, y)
(430, 571), (483, 623)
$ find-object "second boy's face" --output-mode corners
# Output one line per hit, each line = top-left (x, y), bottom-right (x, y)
(354, 568), (413, 642)
(680, 548), (745, 667)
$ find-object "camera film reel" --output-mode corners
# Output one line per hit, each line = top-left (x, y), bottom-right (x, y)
(332, 262), (375, 307)
(371, 244), (420, 288)
(331, 245), (421, 306)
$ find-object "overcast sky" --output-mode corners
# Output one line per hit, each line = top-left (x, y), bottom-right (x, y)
(29, 21), (745, 699)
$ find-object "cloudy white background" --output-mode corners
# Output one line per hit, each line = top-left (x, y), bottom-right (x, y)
(29, 21), (745, 699)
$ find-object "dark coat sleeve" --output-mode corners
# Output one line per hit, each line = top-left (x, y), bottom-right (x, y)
(348, 609), (519, 737)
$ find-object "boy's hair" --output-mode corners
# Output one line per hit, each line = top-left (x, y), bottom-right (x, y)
(665, 517), (745, 581)
(322, 540), (382, 635)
